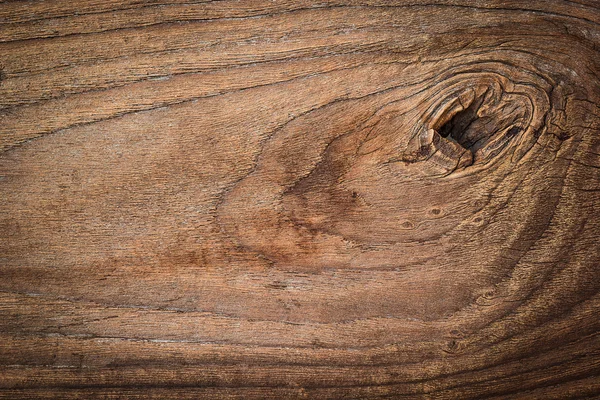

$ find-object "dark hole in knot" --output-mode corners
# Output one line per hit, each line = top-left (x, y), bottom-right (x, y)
(506, 126), (521, 138)
(436, 91), (523, 158)
(437, 94), (487, 151)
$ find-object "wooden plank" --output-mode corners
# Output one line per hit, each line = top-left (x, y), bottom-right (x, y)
(1, 1), (599, 398)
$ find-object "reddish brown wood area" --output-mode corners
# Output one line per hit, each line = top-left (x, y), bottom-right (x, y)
(1, 1), (600, 398)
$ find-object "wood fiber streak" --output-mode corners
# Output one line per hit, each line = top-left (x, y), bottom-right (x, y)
(1, 1), (599, 399)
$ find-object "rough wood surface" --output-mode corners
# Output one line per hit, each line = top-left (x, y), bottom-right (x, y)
(1, 1), (600, 398)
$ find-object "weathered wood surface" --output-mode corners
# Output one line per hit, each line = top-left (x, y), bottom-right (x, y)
(1, 1), (600, 398)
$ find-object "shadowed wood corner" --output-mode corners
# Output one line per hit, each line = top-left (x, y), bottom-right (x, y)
(1, 1), (600, 399)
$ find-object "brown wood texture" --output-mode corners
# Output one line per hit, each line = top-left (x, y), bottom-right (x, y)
(1, 1), (600, 398)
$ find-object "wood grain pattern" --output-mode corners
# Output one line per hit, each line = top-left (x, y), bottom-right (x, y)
(1, 1), (600, 398)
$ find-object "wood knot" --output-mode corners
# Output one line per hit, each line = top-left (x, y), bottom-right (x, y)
(402, 72), (550, 175)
